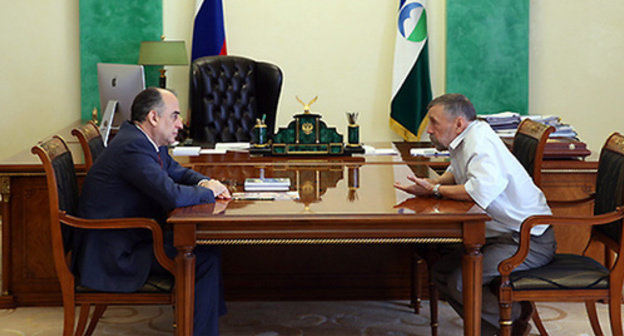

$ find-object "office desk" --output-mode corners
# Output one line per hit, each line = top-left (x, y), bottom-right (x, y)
(0, 137), (596, 308)
(168, 163), (489, 336)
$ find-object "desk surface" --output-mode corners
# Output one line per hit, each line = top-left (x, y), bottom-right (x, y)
(170, 163), (485, 231)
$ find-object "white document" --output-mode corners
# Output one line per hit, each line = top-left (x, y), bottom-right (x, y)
(362, 145), (398, 155)
(410, 148), (449, 157)
(233, 191), (299, 201)
(214, 142), (250, 150)
(172, 146), (201, 156)
(199, 148), (227, 154)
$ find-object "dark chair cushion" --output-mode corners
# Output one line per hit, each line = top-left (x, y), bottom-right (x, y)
(88, 136), (105, 164)
(594, 148), (624, 242)
(512, 133), (538, 178)
(510, 254), (608, 291)
(52, 151), (80, 253)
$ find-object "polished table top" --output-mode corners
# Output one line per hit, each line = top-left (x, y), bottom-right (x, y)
(169, 163), (486, 233)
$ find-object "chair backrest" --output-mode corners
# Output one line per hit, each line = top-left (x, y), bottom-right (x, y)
(511, 119), (555, 186)
(31, 136), (79, 283)
(593, 132), (624, 242)
(71, 120), (105, 170)
(189, 55), (283, 144)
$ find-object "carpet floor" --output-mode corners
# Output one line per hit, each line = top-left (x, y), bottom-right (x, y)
(0, 300), (617, 335)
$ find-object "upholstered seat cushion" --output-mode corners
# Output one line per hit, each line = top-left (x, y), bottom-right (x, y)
(510, 254), (608, 290)
(77, 274), (173, 293)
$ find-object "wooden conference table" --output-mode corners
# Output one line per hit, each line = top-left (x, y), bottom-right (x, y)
(167, 158), (489, 336)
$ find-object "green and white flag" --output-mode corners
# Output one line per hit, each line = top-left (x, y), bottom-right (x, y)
(390, 0), (432, 141)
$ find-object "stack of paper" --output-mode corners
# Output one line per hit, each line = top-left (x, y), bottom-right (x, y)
(410, 148), (449, 157)
(478, 111), (521, 132)
(244, 178), (291, 191)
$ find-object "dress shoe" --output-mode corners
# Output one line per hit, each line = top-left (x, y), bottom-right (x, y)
(511, 301), (534, 336)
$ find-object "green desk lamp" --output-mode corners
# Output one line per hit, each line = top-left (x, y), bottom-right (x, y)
(138, 37), (188, 88)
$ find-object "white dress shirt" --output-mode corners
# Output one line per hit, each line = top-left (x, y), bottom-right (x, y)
(446, 120), (551, 237)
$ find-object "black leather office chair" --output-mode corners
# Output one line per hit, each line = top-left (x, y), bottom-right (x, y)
(32, 136), (174, 336)
(189, 55), (283, 144)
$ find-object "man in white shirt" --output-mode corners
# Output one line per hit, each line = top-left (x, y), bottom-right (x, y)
(394, 93), (556, 335)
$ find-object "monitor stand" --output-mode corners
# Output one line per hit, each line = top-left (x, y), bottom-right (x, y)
(100, 99), (118, 146)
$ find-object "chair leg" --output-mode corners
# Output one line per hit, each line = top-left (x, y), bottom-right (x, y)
(84, 304), (107, 336)
(608, 293), (623, 336)
(499, 302), (513, 336)
(75, 304), (90, 336)
(63, 301), (75, 336)
(410, 248), (423, 314)
(584, 300), (604, 336)
(530, 302), (549, 336)
(429, 274), (439, 336)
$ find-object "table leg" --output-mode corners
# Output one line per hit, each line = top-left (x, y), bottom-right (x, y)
(462, 242), (483, 336)
(174, 223), (197, 336)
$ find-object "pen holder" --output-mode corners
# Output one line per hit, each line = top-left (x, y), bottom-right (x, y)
(252, 124), (268, 147)
(347, 124), (360, 147)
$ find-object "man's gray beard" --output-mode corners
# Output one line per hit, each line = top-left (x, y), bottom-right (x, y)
(429, 134), (448, 151)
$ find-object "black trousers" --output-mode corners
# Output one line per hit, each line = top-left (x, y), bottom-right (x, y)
(152, 232), (226, 336)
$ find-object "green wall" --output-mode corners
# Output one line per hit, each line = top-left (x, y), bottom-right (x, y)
(446, 0), (529, 115)
(80, 0), (163, 121)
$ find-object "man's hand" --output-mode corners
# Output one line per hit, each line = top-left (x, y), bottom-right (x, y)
(199, 180), (232, 200)
(393, 175), (435, 196)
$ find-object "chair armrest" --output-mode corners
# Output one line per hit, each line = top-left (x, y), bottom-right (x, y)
(547, 192), (595, 207)
(59, 211), (175, 273)
(498, 206), (624, 277)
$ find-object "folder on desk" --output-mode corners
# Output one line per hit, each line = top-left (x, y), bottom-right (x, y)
(543, 138), (591, 159)
(244, 178), (291, 191)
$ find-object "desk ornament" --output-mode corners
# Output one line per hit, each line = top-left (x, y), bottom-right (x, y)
(346, 111), (361, 148)
(251, 114), (269, 148)
(249, 96), (364, 156)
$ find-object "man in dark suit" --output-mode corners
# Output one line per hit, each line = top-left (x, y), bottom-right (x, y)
(76, 87), (231, 335)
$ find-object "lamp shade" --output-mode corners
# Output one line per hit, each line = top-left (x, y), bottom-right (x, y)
(138, 41), (188, 66)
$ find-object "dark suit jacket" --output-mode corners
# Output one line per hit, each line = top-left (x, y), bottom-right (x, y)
(76, 121), (215, 292)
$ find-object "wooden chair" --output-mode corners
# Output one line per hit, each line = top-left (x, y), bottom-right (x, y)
(419, 118), (555, 335)
(71, 120), (105, 170)
(498, 132), (624, 336)
(32, 135), (175, 336)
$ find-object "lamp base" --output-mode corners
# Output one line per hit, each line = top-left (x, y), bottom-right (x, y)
(158, 68), (167, 88)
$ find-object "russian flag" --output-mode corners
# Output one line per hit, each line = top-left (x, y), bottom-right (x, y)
(191, 0), (227, 61)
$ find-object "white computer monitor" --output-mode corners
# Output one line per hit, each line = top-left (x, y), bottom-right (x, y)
(97, 63), (145, 129)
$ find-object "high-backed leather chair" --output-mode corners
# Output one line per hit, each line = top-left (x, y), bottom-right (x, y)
(71, 121), (105, 170)
(189, 55), (283, 144)
(497, 132), (624, 336)
(511, 118), (555, 187)
(32, 136), (174, 336)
